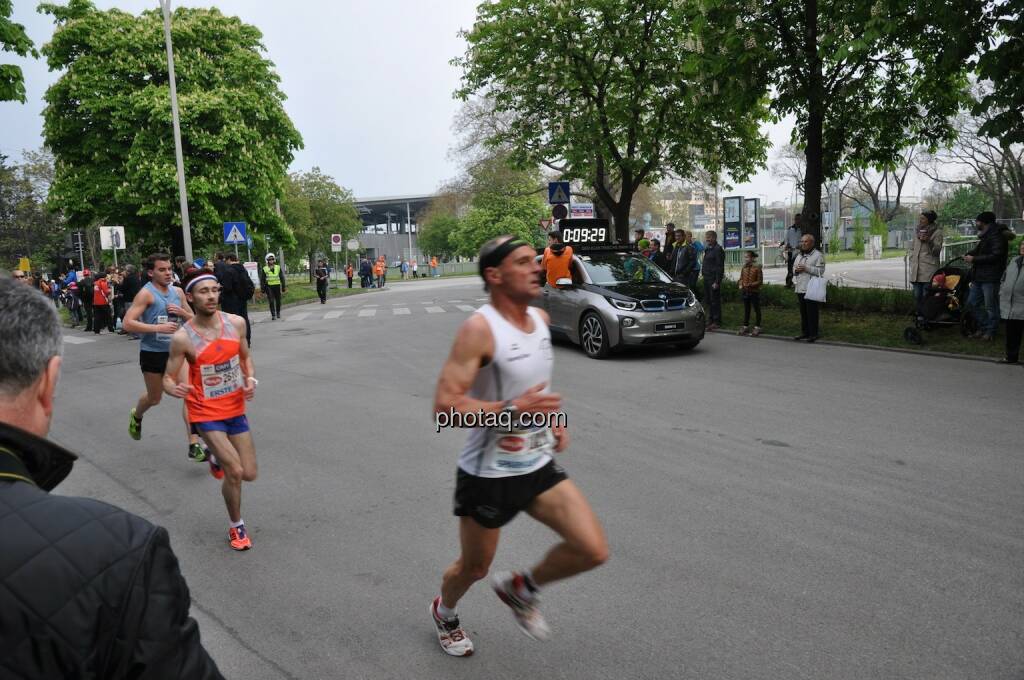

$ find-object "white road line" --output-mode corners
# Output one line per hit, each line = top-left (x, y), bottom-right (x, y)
(393, 307), (411, 315)
(447, 299), (463, 303)
(425, 306), (446, 313)
(362, 304), (378, 308)
(358, 308), (377, 317)
(288, 312), (311, 321)
(475, 297), (488, 301)
(324, 310), (344, 319)
(62, 335), (95, 345)
(456, 305), (476, 312)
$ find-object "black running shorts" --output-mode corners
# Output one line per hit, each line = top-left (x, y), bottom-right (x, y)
(139, 350), (169, 374)
(453, 460), (568, 529)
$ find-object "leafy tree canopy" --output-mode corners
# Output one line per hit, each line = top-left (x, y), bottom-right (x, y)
(454, 0), (771, 241)
(39, 0), (303, 254)
(937, 185), (991, 224)
(0, 0), (37, 102)
(974, 0), (1023, 144)
(281, 167), (361, 269)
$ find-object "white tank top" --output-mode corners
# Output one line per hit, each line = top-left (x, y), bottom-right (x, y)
(457, 304), (556, 478)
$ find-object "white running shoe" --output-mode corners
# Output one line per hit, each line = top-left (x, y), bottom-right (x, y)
(491, 571), (552, 641)
(430, 597), (474, 657)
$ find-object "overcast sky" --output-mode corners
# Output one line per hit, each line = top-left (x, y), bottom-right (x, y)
(1, 0), (921, 205)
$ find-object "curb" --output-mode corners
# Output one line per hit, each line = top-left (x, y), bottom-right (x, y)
(706, 328), (1008, 365)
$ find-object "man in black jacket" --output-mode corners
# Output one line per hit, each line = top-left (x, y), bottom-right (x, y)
(965, 211), (1012, 340)
(0, 278), (224, 679)
(701, 230), (726, 329)
(220, 253), (254, 347)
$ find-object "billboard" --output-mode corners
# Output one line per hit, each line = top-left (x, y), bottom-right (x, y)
(743, 198), (759, 248)
(723, 196), (743, 249)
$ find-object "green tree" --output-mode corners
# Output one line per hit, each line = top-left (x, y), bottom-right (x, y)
(852, 216), (866, 256)
(282, 168), (361, 279)
(0, 152), (66, 272)
(39, 0), (303, 255)
(937, 185), (991, 224)
(975, 0), (1023, 145)
(454, 0), (771, 242)
(418, 214), (459, 260)
(715, 0), (986, 244)
(0, 0), (37, 102)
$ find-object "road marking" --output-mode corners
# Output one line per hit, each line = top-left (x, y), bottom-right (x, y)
(358, 308), (377, 317)
(393, 307), (411, 315)
(456, 305), (476, 312)
(475, 297), (488, 301)
(362, 304), (378, 308)
(425, 306), (446, 313)
(63, 335), (95, 345)
(288, 312), (311, 321)
(447, 299), (463, 303)
(324, 310), (344, 319)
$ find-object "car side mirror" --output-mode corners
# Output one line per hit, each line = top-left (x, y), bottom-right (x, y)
(555, 277), (574, 288)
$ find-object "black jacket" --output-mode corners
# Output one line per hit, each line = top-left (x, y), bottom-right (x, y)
(701, 243), (726, 284)
(0, 422), (223, 679)
(673, 243), (697, 279)
(121, 272), (142, 304)
(968, 225), (1013, 283)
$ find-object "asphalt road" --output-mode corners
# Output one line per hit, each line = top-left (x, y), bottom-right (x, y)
(52, 277), (1022, 680)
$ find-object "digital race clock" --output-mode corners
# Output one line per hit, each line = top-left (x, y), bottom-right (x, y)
(556, 218), (628, 251)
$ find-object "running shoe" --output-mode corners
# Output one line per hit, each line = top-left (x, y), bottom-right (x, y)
(128, 408), (141, 441)
(208, 455), (224, 480)
(430, 597), (474, 657)
(228, 525), (252, 551)
(491, 571), (551, 641)
(187, 442), (208, 463)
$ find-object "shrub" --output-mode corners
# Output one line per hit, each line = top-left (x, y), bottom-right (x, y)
(852, 216), (866, 256)
(721, 279), (913, 314)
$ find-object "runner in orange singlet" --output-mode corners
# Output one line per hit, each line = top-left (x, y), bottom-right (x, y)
(163, 269), (259, 551)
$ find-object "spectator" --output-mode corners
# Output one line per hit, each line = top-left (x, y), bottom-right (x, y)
(430, 255), (439, 277)
(10, 269), (28, 284)
(738, 250), (763, 337)
(783, 215), (802, 288)
(701, 230), (725, 330)
(92, 267), (114, 334)
(173, 255), (188, 283)
(401, 259), (409, 280)
(412, 259), (419, 278)
(793, 233), (826, 342)
(998, 238), (1024, 364)
(374, 258), (385, 288)
(0, 278), (225, 678)
(345, 262), (354, 288)
(78, 268), (95, 333)
(542, 231), (575, 286)
(358, 257), (371, 288)
(663, 224), (676, 263)
(259, 254), (286, 320)
(314, 258), (329, 303)
(909, 210), (943, 317)
(633, 228), (645, 246)
(648, 238), (669, 271)
(673, 230), (697, 291)
(221, 253), (254, 347)
(965, 211), (1013, 341)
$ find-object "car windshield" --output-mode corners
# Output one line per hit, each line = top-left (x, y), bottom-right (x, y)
(579, 253), (673, 285)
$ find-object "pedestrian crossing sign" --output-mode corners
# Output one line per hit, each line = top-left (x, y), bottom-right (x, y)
(548, 182), (570, 204)
(223, 222), (247, 244)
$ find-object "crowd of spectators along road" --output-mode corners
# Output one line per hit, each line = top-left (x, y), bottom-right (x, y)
(13, 252), (256, 345)
(635, 211), (1022, 362)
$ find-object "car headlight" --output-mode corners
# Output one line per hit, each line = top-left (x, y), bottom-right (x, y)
(608, 297), (637, 311)
(685, 290), (697, 307)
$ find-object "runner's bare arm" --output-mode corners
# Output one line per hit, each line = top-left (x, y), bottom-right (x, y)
(433, 314), (561, 419)
(122, 289), (172, 335)
(162, 331), (193, 398)
(167, 295), (193, 322)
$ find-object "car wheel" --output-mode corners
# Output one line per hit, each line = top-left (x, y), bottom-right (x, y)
(579, 312), (610, 359)
(675, 339), (700, 350)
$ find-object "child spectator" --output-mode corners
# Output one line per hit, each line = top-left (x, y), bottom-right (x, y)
(738, 250), (763, 336)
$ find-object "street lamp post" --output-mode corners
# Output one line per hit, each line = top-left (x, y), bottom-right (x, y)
(160, 0), (193, 263)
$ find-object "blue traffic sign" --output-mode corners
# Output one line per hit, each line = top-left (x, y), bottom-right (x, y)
(548, 182), (571, 204)
(223, 221), (247, 244)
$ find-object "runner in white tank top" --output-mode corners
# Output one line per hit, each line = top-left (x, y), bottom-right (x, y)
(428, 235), (609, 657)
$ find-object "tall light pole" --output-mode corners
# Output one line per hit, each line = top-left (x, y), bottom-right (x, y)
(160, 0), (193, 262)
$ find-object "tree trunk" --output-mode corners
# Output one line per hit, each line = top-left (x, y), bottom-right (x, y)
(308, 250), (315, 283)
(800, 0), (824, 246)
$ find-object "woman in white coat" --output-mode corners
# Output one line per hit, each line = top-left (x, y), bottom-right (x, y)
(998, 239), (1024, 364)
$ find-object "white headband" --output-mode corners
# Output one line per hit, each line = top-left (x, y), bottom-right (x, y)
(185, 273), (218, 292)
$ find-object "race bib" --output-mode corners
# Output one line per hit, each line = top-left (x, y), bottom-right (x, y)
(200, 356), (243, 399)
(487, 428), (554, 473)
(155, 314), (178, 342)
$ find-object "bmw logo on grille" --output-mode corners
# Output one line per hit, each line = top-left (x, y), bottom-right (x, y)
(658, 293), (667, 299)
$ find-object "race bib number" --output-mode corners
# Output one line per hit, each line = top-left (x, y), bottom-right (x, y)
(155, 314), (178, 342)
(200, 356), (243, 399)
(488, 428), (554, 472)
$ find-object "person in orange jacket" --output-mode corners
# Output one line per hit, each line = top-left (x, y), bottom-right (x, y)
(345, 263), (354, 288)
(430, 256), (439, 277)
(374, 259), (385, 288)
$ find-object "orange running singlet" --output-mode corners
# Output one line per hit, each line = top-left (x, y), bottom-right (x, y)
(184, 312), (246, 423)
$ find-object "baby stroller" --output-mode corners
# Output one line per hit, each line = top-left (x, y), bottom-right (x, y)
(903, 257), (974, 345)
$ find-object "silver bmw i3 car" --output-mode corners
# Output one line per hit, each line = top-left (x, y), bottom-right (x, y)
(532, 247), (706, 359)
